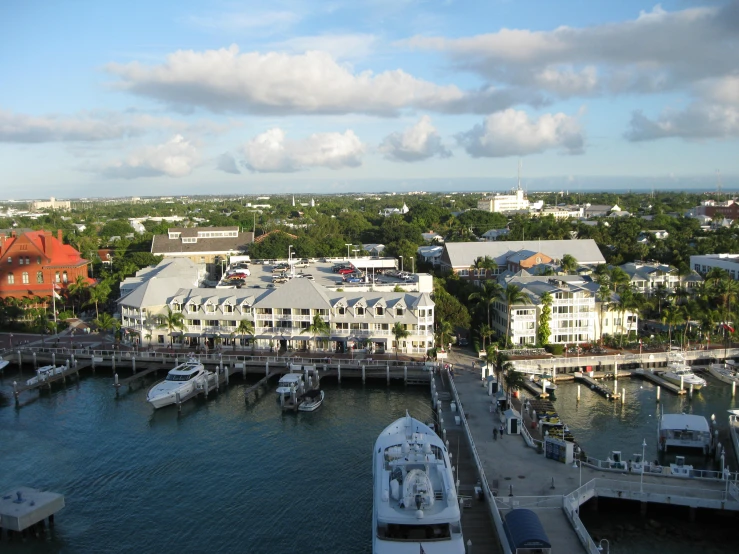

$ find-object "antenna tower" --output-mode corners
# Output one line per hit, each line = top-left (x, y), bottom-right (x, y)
(717, 169), (722, 201)
(517, 159), (522, 191)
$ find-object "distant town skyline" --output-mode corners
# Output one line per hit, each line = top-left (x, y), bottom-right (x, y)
(1, 0), (738, 198)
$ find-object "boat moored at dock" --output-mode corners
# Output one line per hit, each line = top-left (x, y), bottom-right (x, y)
(658, 413), (713, 455)
(146, 357), (211, 409)
(661, 355), (706, 390)
(707, 361), (739, 386)
(298, 389), (324, 412)
(373, 411), (465, 554)
(729, 410), (739, 465)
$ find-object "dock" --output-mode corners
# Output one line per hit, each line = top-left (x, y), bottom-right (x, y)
(632, 368), (686, 395)
(11, 362), (89, 399)
(520, 378), (548, 398)
(431, 370), (501, 553)
(573, 372), (617, 400)
(0, 487), (64, 540)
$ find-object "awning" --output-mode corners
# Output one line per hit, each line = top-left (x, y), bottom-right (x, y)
(170, 331), (183, 336)
(254, 335), (274, 339)
(504, 509), (551, 551)
(329, 336), (346, 341)
(184, 333), (201, 337)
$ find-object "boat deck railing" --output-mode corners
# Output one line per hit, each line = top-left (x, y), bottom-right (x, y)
(582, 456), (738, 482)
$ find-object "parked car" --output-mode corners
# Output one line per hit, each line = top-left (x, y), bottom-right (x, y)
(344, 276), (362, 283)
(272, 276), (289, 284)
(293, 261), (309, 268)
(338, 267), (355, 275)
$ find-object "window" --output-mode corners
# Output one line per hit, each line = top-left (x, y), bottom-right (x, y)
(376, 307), (384, 316)
(62, 271), (68, 283)
(7, 273), (14, 284)
(206, 304), (215, 313)
(172, 303), (181, 312)
(55, 271), (60, 283)
(37, 257), (41, 264)
(459, 269), (468, 276)
(37, 271), (44, 284)
(7, 257), (11, 263)
(396, 308), (404, 316)
(19, 257), (23, 265)
(22, 272), (29, 284)
(25, 256), (29, 265)
(356, 307), (365, 316)
(224, 305), (233, 313)
(337, 307), (346, 315)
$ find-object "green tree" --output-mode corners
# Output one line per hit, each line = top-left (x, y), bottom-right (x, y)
(560, 254), (578, 274)
(596, 286), (612, 346)
(478, 323), (494, 351)
(392, 322), (410, 359)
(536, 292), (552, 346)
(67, 275), (89, 316)
(468, 280), (503, 327)
(436, 319), (454, 350)
(93, 312), (120, 336)
(662, 305), (684, 349)
(87, 282), (111, 319)
(503, 284), (531, 348)
(157, 306), (186, 345)
(301, 314), (330, 351)
(235, 319), (255, 351)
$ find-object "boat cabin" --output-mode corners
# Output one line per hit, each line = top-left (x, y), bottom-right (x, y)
(276, 373), (303, 395)
(658, 414), (712, 454)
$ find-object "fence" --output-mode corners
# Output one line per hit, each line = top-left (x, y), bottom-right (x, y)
(582, 456), (739, 483)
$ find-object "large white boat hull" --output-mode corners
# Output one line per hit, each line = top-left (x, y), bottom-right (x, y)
(147, 373), (212, 409)
(661, 373), (705, 390)
(298, 390), (324, 412)
(707, 364), (739, 386)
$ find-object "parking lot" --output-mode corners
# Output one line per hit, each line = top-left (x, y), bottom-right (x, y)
(216, 259), (418, 291)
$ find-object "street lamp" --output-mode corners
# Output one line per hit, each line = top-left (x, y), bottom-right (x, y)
(399, 256), (404, 273)
(573, 446), (582, 488)
(288, 245), (294, 275)
(345, 243), (352, 260)
(352, 248), (359, 259)
(598, 539), (609, 553)
(640, 438), (647, 493)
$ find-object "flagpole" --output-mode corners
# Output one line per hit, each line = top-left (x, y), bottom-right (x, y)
(52, 282), (57, 326)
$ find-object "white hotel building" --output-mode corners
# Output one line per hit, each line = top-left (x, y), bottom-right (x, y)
(119, 272), (435, 355)
(491, 274), (638, 346)
(691, 254), (739, 281)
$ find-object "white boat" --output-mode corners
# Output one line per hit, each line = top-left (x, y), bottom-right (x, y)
(729, 410), (739, 466)
(298, 389), (324, 412)
(276, 373), (304, 399)
(0, 359), (9, 371)
(657, 413), (712, 454)
(146, 358), (211, 409)
(707, 361), (739, 386)
(25, 365), (63, 386)
(373, 412), (465, 554)
(661, 355), (706, 390)
(669, 455), (694, 477)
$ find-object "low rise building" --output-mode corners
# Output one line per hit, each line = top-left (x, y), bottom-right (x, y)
(29, 197), (71, 211)
(531, 205), (584, 219)
(477, 188), (529, 213)
(691, 254), (739, 280)
(619, 261), (680, 295)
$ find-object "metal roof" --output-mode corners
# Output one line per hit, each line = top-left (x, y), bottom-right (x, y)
(660, 414), (710, 432)
(443, 239), (605, 268)
(504, 509), (552, 550)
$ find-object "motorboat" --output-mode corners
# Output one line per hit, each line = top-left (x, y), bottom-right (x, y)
(146, 357), (211, 409)
(25, 365), (64, 386)
(373, 411), (465, 554)
(276, 373), (304, 401)
(0, 359), (9, 372)
(661, 355), (706, 390)
(729, 410), (739, 466)
(298, 389), (324, 412)
(669, 455), (694, 477)
(657, 413), (713, 455)
(707, 361), (739, 386)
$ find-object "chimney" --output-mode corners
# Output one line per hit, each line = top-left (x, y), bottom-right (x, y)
(57, 229), (63, 243)
(43, 230), (53, 257)
(0, 234), (5, 256)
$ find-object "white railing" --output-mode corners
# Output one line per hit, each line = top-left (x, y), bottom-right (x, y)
(563, 483), (601, 553)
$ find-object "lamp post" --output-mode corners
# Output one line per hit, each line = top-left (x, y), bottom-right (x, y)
(573, 446), (582, 488)
(288, 245), (294, 276)
(345, 243), (352, 260)
(598, 538), (609, 553)
(399, 256), (404, 273)
(640, 438), (647, 493)
(9, 334), (13, 350)
(352, 249), (359, 259)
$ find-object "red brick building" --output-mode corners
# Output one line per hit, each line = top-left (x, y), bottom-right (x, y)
(0, 229), (91, 300)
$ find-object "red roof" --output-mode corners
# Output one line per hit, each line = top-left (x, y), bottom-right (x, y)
(22, 231), (87, 267)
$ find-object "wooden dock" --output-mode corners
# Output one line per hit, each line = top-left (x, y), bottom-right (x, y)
(632, 368), (686, 395)
(573, 372), (618, 400)
(11, 362), (90, 399)
(520, 378), (547, 398)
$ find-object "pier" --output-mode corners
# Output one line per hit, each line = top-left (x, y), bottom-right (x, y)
(573, 372), (618, 400)
(446, 350), (739, 553)
(632, 368), (686, 395)
(0, 487), (64, 541)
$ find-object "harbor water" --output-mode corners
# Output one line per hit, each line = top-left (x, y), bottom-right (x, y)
(0, 368), (432, 553)
(554, 373), (739, 554)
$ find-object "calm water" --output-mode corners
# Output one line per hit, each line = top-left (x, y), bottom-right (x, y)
(554, 374), (739, 554)
(0, 368), (433, 553)
(553, 373), (739, 468)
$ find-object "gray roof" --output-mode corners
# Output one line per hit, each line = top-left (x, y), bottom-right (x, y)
(152, 230), (254, 255)
(119, 258), (201, 308)
(504, 274), (596, 303)
(253, 278), (333, 310)
(443, 239), (605, 268)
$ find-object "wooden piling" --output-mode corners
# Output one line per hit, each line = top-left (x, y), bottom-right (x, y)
(657, 386), (661, 402)
(404, 365), (407, 384)
(338, 363), (341, 383)
(32, 352), (37, 369)
(386, 364), (390, 385)
(132, 357), (136, 374)
(17, 350), (22, 367)
(362, 365), (365, 383)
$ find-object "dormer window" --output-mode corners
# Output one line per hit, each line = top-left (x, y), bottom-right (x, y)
(182, 237), (197, 243)
(356, 307), (365, 316)
(172, 303), (181, 312)
(337, 307), (346, 315)
(206, 304), (215, 313)
(224, 305), (233, 313)
(189, 304), (199, 313)
(376, 307), (384, 316)
(396, 308), (404, 316)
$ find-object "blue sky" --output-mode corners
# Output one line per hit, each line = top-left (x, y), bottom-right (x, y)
(1, 0), (738, 199)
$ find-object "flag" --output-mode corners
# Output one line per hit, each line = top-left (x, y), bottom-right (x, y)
(420, 545), (426, 554)
(53, 290), (62, 300)
(724, 323), (735, 333)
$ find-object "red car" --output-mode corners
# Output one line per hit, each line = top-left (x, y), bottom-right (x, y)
(338, 267), (355, 275)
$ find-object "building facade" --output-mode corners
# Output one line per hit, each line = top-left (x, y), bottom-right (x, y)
(29, 197), (71, 211)
(119, 276), (435, 355)
(691, 254), (739, 280)
(476, 189), (529, 213)
(0, 229), (91, 300)
(151, 226), (254, 275)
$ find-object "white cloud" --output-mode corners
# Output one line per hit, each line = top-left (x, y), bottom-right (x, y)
(186, 10), (299, 33)
(242, 128), (364, 173)
(406, 3), (739, 97)
(101, 135), (200, 179)
(273, 33), (378, 61)
(106, 45), (523, 115)
(456, 109), (584, 157)
(626, 104), (739, 141)
(380, 115), (451, 162)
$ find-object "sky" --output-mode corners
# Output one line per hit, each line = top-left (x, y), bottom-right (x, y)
(1, 0), (738, 199)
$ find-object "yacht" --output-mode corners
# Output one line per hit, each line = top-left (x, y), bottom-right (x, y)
(373, 412), (465, 554)
(146, 358), (211, 409)
(25, 365), (63, 386)
(661, 355), (706, 390)
(707, 361), (739, 386)
(658, 413), (712, 455)
(275, 373), (304, 400)
(298, 389), (324, 412)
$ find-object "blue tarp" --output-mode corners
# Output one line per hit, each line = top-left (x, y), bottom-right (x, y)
(504, 508), (552, 550)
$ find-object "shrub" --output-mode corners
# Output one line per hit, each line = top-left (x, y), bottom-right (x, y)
(545, 344), (564, 355)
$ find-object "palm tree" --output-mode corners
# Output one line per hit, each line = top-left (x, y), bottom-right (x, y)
(560, 254), (578, 274)
(478, 323), (494, 351)
(662, 305), (684, 349)
(157, 306), (186, 345)
(93, 312), (120, 337)
(87, 282), (111, 319)
(235, 319), (255, 351)
(436, 318), (454, 351)
(505, 368), (527, 395)
(609, 266), (631, 292)
(468, 280), (503, 327)
(502, 284), (531, 348)
(596, 285), (612, 346)
(471, 255), (498, 278)
(391, 322), (410, 359)
(67, 275), (89, 316)
(301, 314), (330, 351)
